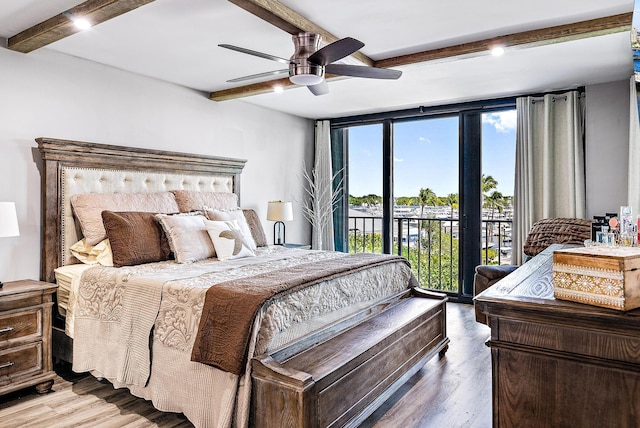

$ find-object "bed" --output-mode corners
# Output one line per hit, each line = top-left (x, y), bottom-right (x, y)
(36, 137), (449, 428)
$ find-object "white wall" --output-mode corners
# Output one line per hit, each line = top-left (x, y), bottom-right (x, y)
(585, 80), (630, 219)
(0, 47), (313, 282)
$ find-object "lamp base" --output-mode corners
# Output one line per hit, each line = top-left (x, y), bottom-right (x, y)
(273, 221), (286, 245)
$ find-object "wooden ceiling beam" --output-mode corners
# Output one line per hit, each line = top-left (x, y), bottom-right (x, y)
(8, 0), (155, 53)
(228, 0), (373, 67)
(376, 13), (632, 68)
(212, 13), (632, 102)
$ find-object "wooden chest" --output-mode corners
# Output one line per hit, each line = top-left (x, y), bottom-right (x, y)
(251, 289), (449, 428)
(552, 246), (640, 311)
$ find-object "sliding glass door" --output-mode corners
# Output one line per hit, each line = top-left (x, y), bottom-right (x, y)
(393, 117), (459, 292)
(332, 99), (516, 301)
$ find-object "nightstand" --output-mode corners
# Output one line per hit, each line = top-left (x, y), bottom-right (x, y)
(283, 243), (311, 250)
(0, 280), (57, 396)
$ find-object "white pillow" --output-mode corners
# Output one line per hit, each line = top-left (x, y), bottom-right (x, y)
(204, 208), (257, 251)
(156, 213), (215, 263)
(204, 220), (256, 261)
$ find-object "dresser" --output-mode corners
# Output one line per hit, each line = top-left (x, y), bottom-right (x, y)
(475, 245), (640, 428)
(0, 280), (57, 396)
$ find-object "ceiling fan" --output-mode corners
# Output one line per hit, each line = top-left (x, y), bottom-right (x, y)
(220, 32), (402, 96)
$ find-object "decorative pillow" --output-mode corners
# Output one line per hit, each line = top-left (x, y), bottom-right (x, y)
(70, 238), (114, 266)
(242, 209), (268, 247)
(523, 218), (592, 257)
(204, 208), (257, 250)
(204, 220), (256, 261)
(70, 192), (179, 245)
(156, 213), (215, 263)
(102, 211), (172, 267)
(171, 190), (238, 213)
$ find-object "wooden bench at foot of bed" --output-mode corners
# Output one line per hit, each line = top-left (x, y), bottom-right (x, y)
(251, 288), (449, 428)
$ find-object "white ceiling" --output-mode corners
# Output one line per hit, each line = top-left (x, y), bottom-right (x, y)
(0, 0), (635, 119)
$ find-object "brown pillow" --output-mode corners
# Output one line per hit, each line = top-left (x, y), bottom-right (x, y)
(242, 209), (267, 247)
(102, 211), (172, 267)
(70, 192), (179, 245)
(171, 190), (238, 213)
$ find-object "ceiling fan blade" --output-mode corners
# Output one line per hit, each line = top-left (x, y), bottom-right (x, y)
(307, 37), (365, 66)
(227, 69), (289, 83)
(307, 80), (329, 96)
(219, 44), (292, 65)
(325, 64), (402, 80)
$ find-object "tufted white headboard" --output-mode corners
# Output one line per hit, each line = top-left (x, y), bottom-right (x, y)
(37, 137), (246, 283)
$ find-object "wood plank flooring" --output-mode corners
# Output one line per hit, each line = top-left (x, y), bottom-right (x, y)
(0, 302), (492, 427)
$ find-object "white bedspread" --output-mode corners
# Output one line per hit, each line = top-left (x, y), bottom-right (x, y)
(70, 247), (416, 428)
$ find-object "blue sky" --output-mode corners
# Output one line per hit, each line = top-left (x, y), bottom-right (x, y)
(348, 110), (517, 199)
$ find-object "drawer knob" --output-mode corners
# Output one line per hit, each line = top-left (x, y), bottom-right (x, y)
(0, 362), (14, 369)
(0, 327), (14, 334)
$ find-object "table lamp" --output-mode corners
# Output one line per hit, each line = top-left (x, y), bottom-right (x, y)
(267, 201), (293, 245)
(0, 202), (20, 288)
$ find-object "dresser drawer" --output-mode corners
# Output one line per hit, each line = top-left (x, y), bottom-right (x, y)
(0, 342), (43, 386)
(0, 309), (41, 346)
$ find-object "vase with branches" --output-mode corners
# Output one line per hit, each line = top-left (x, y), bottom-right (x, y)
(300, 162), (344, 250)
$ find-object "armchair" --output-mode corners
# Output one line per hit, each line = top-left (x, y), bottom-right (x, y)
(473, 217), (592, 324)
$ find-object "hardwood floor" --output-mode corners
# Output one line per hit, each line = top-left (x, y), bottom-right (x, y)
(0, 302), (492, 428)
(361, 302), (492, 428)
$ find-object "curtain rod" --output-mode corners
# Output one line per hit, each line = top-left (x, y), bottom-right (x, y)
(529, 91), (585, 104)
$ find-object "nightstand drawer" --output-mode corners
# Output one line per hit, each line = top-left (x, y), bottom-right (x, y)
(0, 342), (43, 386)
(0, 309), (41, 345)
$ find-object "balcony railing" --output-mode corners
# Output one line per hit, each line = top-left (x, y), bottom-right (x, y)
(348, 215), (512, 293)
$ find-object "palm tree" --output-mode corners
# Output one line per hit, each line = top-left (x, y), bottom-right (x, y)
(418, 187), (436, 218)
(483, 190), (507, 252)
(480, 175), (500, 251)
(484, 191), (506, 219)
(481, 174), (498, 213)
(416, 188), (437, 247)
(445, 193), (459, 218)
(482, 174), (498, 194)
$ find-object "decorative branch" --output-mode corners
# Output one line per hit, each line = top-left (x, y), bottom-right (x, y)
(299, 161), (344, 249)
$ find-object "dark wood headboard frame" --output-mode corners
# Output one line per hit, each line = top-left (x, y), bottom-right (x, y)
(36, 137), (247, 283)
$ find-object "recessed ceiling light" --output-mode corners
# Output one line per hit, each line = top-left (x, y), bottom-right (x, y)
(491, 46), (505, 57)
(73, 18), (92, 30)
(273, 85), (283, 94)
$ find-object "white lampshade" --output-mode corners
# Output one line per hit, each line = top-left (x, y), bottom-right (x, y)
(0, 202), (19, 238)
(267, 201), (293, 222)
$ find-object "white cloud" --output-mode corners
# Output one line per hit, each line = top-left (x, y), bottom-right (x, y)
(418, 136), (430, 143)
(483, 110), (517, 133)
(394, 157), (404, 162)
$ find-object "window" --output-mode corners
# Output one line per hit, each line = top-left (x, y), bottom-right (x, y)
(481, 111), (517, 265)
(332, 99), (516, 301)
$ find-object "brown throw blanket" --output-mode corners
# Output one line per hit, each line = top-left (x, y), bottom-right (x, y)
(191, 253), (411, 375)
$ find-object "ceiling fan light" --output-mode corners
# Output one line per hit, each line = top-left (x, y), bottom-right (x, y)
(289, 73), (324, 86)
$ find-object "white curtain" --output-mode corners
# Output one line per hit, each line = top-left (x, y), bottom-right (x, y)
(629, 76), (640, 212)
(512, 91), (586, 264)
(312, 120), (335, 250)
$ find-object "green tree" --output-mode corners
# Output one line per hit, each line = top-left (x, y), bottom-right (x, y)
(396, 196), (415, 206)
(418, 187), (437, 217)
(481, 174), (498, 196)
(481, 175), (500, 250)
(445, 193), (459, 218)
(484, 190), (506, 219)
